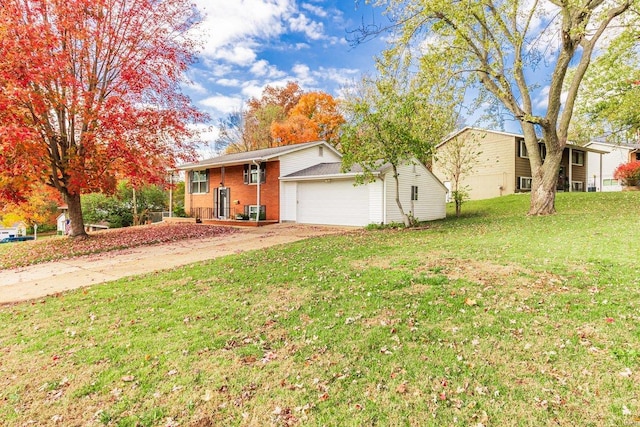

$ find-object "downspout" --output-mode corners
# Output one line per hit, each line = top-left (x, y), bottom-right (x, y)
(382, 174), (387, 225)
(253, 160), (261, 223)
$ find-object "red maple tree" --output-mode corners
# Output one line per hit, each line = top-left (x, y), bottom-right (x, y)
(0, 0), (205, 237)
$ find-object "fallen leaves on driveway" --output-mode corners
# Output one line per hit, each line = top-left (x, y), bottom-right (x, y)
(0, 223), (237, 270)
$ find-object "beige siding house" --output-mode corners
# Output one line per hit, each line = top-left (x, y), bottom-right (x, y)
(432, 127), (606, 201)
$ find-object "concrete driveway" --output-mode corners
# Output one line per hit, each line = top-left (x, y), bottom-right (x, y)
(0, 223), (354, 305)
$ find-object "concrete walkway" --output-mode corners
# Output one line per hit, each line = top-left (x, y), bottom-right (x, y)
(0, 224), (353, 305)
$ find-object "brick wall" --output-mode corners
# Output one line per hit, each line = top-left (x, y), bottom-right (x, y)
(185, 161), (281, 221)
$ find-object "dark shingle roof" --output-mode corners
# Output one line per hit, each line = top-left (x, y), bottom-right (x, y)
(179, 140), (330, 170)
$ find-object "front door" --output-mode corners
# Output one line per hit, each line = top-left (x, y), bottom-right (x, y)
(217, 188), (229, 219)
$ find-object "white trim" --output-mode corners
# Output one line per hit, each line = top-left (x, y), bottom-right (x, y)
(519, 176), (533, 190)
(571, 181), (584, 191)
(280, 172), (372, 182)
(178, 141), (342, 170)
(571, 150), (584, 166)
(519, 140), (529, 158)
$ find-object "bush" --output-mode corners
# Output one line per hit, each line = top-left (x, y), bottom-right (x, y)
(613, 161), (640, 186)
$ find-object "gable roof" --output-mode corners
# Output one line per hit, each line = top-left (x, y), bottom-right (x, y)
(281, 159), (448, 193)
(179, 140), (340, 170)
(281, 162), (379, 180)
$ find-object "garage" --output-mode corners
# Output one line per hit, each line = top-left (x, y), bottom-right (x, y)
(295, 179), (370, 226)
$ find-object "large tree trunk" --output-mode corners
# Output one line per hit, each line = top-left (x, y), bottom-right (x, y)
(64, 192), (88, 238)
(527, 136), (564, 216)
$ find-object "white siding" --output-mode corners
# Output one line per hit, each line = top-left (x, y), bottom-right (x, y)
(587, 142), (631, 192)
(368, 180), (384, 224)
(296, 179), (370, 226)
(280, 181), (297, 221)
(279, 144), (342, 176)
(385, 162), (446, 223)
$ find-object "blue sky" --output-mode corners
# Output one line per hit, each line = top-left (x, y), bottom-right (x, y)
(185, 0), (389, 145)
(181, 1), (621, 148)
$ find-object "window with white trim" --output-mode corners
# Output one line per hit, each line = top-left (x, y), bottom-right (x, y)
(411, 185), (418, 201)
(519, 176), (532, 191)
(571, 150), (584, 166)
(603, 179), (619, 186)
(243, 164), (266, 184)
(190, 170), (209, 194)
(572, 181), (584, 191)
(519, 140), (529, 158)
(244, 205), (266, 220)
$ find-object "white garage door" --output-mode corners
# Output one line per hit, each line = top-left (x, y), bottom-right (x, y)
(296, 180), (369, 226)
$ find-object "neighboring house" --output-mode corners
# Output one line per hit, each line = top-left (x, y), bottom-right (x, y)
(431, 127), (607, 201)
(178, 140), (447, 227)
(57, 205), (69, 235)
(0, 221), (27, 238)
(585, 140), (640, 192)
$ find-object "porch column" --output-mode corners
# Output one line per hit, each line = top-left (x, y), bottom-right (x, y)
(568, 147), (573, 192)
(599, 153), (603, 192)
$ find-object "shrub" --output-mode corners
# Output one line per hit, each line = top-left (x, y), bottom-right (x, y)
(613, 160), (640, 186)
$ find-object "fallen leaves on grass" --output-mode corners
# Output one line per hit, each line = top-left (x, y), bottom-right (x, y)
(0, 223), (237, 270)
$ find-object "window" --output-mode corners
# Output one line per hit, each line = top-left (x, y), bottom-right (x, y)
(411, 185), (418, 201)
(243, 163), (266, 184)
(519, 140), (529, 158)
(572, 181), (584, 191)
(244, 205), (266, 220)
(603, 179), (619, 186)
(190, 170), (208, 194)
(319, 146), (324, 157)
(519, 176), (533, 191)
(571, 150), (584, 166)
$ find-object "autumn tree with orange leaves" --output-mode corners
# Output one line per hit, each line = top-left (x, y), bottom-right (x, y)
(0, 0), (205, 237)
(219, 82), (344, 153)
(1, 184), (63, 230)
(271, 91), (344, 146)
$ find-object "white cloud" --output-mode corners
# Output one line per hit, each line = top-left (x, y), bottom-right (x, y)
(213, 46), (257, 66)
(535, 85), (551, 109)
(250, 60), (287, 78)
(199, 94), (244, 115)
(216, 78), (242, 87)
(314, 66), (360, 87)
(534, 84), (567, 110)
(292, 63), (314, 85)
(189, 0), (299, 77)
(288, 13), (326, 40)
(182, 79), (208, 94)
(301, 3), (328, 18)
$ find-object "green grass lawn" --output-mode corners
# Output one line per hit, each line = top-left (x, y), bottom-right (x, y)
(1, 192), (639, 426)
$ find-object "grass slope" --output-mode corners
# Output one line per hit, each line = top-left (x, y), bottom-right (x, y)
(1, 192), (639, 426)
